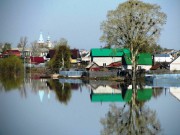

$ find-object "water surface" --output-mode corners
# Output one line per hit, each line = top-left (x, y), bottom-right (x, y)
(0, 77), (180, 135)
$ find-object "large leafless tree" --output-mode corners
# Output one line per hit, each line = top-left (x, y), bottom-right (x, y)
(100, 0), (167, 80)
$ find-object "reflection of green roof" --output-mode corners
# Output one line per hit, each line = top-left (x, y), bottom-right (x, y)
(91, 94), (124, 102)
(91, 48), (130, 57)
(91, 89), (152, 102)
(125, 89), (152, 101)
(124, 53), (152, 65)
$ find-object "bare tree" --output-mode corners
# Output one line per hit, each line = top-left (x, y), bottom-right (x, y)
(31, 41), (40, 57)
(100, 0), (167, 81)
(17, 36), (28, 49)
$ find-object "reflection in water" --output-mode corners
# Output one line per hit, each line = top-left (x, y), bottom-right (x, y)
(100, 81), (162, 135)
(90, 81), (160, 103)
(170, 87), (180, 101)
(0, 74), (23, 91)
(0, 76), (180, 134)
(100, 104), (161, 135)
(47, 79), (72, 105)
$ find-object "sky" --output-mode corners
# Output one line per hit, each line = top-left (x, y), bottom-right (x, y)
(0, 0), (180, 50)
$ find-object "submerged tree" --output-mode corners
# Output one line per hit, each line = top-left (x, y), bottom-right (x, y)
(0, 56), (24, 91)
(0, 56), (24, 76)
(100, 0), (167, 80)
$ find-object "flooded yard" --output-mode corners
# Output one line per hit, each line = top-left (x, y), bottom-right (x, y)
(0, 76), (180, 135)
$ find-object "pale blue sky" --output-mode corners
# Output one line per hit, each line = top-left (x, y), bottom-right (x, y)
(0, 0), (179, 50)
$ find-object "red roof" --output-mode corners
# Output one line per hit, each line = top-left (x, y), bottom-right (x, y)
(150, 64), (161, 70)
(107, 62), (122, 68)
(3, 50), (21, 57)
(30, 56), (45, 63)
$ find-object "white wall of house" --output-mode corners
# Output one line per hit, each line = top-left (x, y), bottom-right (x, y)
(125, 65), (151, 71)
(92, 57), (122, 66)
(154, 55), (174, 63)
(170, 57), (180, 71)
(92, 85), (121, 94)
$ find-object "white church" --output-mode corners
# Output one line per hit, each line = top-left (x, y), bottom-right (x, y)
(38, 32), (53, 48)
(36, 32), (53, 57)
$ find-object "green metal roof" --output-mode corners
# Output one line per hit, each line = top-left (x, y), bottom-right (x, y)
(124, 53), (152, 65)
(138, 53), (152, 65)
(91, 48), (130, 57)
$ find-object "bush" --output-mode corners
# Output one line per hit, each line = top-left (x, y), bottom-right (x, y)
(0, 56), (24, 76)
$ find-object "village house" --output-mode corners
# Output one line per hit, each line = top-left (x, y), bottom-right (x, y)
(80, 50), (91, 65)
(90, 48), (130, 67)
(87, 48), (152, 71)
(70, 49), (81, 64)
(153, 54), (174, 63)
(123, 53), (152, 71)
(2, 49), (21, 57)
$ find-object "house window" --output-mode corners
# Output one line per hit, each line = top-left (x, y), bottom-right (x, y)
(103, 63), (106, 67)
(138, 66), (141, 69)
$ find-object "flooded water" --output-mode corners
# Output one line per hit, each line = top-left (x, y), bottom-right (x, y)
(0, 76), (180, 135)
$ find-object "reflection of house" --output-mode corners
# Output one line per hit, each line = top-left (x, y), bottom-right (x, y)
(90, 83), (123, 102)
(127, 85), (153, 101)
(169, 87), (180, 101)
(90, 84), (152, 102)
(170, 56), (180, 71)
(152, 74), (180, 87)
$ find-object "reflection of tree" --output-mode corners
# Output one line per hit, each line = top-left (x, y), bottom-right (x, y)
(100, 81), (162, 135)
(48, 79), (72, 105)
(0, 74), (23, 91)
(153, 87), (163, 98)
